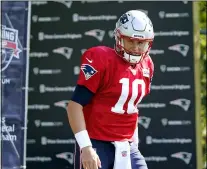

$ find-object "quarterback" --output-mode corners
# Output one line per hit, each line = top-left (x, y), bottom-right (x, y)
(67, 10), (154, 169)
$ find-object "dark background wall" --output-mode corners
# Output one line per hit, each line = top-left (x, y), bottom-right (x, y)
(27, 1), (197, 169)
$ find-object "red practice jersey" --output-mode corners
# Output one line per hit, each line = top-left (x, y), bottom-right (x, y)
(77, 46), (154, 141)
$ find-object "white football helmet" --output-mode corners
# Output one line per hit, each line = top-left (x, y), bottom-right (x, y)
(114, 10), (154, 64)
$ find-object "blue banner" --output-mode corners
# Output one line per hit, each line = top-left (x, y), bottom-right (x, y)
(1, 1), (31, 169)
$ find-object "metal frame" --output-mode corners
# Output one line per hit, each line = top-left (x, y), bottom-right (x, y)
(0, 0), (2, 167)
(193, 2), (203, 169)
(23, 1), (32, 168)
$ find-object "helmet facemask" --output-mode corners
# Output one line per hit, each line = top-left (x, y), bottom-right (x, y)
(115, 29), (153, 64)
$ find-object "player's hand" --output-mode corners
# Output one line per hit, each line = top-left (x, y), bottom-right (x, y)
(81, 146), (102, 169)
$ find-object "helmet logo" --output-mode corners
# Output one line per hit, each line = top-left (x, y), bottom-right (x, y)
(119, 13), (129, 24)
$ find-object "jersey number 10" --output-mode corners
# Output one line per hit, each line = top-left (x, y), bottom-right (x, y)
(111, 78), (145, 114)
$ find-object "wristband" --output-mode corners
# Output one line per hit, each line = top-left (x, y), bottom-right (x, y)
(75, 130), (92, 149)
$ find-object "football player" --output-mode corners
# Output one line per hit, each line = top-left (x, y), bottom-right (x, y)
(67, 10), (154, 169)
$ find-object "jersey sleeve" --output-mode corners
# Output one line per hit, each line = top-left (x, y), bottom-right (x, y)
(77, 48), (105, 93)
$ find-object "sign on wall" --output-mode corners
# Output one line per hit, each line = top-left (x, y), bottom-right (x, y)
(27, 1), (199, 169)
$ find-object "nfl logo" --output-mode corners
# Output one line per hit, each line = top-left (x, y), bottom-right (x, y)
(121, 151), (127, 157)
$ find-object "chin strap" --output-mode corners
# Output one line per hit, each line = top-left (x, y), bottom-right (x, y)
(123, 52), (142, 64)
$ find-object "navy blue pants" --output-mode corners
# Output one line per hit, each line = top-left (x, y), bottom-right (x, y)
(74, 139), (148, 169)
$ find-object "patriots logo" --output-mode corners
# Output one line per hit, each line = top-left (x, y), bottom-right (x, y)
(52, 1), (73, 8)
(53, 47), (73, 59)
(56, 152), (74, 165)
(170, 98), (191, 111)
(119, 13), (129, 24)
(84, 29), (105, 42)
(54, 100), (69, 110)
(138, 116), (151, 129)
(81, 64), (97, 80)
(171, 152), (192, 164)
(168, 44), (189, 57)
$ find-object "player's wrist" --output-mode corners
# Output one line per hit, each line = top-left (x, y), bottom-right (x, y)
(81, 145), (93, 152)
(75, 130), (92, 149)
